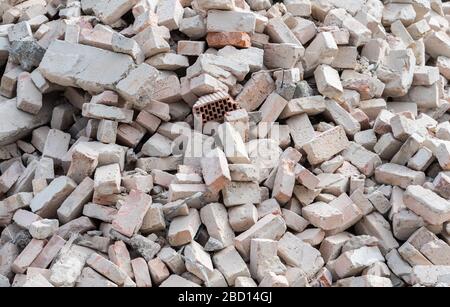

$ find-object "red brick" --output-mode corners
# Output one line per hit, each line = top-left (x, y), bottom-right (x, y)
(206, 32), (251, 48)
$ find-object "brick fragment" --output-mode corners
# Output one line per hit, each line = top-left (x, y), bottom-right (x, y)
(12, 239), (45, 274)
(29, 219), (58, 240)
(355, 212), (399, 254)
(184, 240), (214, 282)
(160, 274), (200, 287)
(108, 241), (133, 279)
(206, 10), (256, 33)
(158, 247), (186, 275)
(112, 190), (151, 237)
(16, 72), (42, 115)
(94, 164), (121, 195)
(303, 201), (344, 231)
(200, 202), (234, 248)
(30, 235), (66, 269)
(130, 258), (151, 287)
(57, 177), (94, 224)
(303, 126), (350, 165)
(212, 246), (250, 286)
(148, 257), (170, 285)
(278, 232), (324, 278)
(235, 213), (286, 260)
(404, 185), (450, 226)
(42, 129), (71, 165)
(177, 40), (205, 56)
(201, 148), (230, 194)
(30, 176), (77, 218)
(0, 161), (24, 194)
(264, 43), (303, 69)
(168, 208), (201, 247)
(433, 172), (450, 199)
(314, 64), (343, 99)
(82, 103), (133, 123)
(325, 100), (360, 136)
(206, 32), (251, 48)
(334, 245), (384, 278)
(86, 253), (128, 286)
(222, 182), (260, 207)
(228, 204), (258, 233)
(236, 72), (274, 112)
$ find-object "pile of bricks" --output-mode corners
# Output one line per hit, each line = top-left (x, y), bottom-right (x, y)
(0, 0), (450, 288)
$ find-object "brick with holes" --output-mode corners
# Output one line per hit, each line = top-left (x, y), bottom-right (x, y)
(193, 91), (240, 124)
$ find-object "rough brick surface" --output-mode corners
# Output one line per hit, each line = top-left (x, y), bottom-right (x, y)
(1, 0), (450, 289)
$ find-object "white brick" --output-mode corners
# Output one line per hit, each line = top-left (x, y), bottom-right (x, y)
(200, 202), (235, 248)
(94, 163), (121, 195)
(168, 208), (201, 246)
(314, 64), (343, 99)
(303, 126), (350, 165)
(278, 232), (324, 278)
(212, 246), (250, 286)
(404, 185), (450, 226)
(235, 213), (286, 260)
(206, 10), (256, 33)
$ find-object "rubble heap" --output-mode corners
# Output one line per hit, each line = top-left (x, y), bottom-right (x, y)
(0, 0), (450, 288)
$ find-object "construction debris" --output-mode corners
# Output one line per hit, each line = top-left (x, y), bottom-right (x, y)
(0, 0), (450, 289)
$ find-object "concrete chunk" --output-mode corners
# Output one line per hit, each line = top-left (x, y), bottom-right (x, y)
(39, 40), (134, 93)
